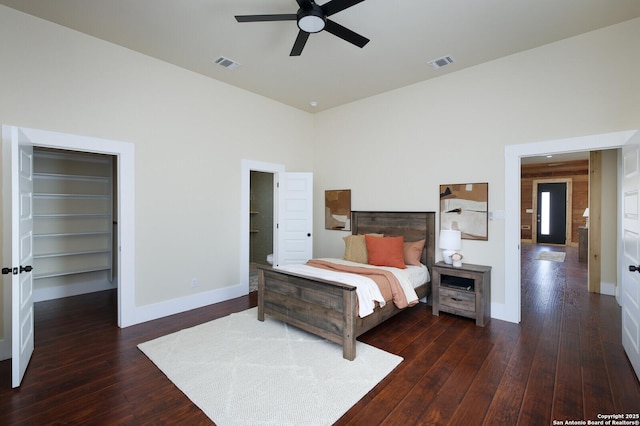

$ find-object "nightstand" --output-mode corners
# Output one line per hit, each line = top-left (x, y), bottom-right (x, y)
(431, 261), (492, 326)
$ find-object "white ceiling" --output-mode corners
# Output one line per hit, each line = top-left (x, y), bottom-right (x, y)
(2, 0), (640, 112)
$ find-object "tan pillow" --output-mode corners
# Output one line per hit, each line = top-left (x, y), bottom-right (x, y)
(343, 233), (383, 263)
(403, 239), (426, 266)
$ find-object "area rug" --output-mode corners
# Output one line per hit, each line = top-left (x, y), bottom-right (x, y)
(535, 251), (566, 262)
(138, 308), (403, 426)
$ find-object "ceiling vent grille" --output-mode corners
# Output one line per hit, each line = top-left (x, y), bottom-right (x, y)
(428, 55), (454, 70)
(213, 56), (240, 70)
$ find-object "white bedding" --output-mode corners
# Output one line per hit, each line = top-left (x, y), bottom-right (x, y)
(275, 258), (430, 318)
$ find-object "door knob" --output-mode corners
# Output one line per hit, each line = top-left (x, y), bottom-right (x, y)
(629, 265), (640, 273)
(20, 265), (33, 273)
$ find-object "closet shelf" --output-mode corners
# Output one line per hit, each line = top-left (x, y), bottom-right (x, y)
(34, 267), (111, 280)
(33, 213), (111, 219)
(35, 249), (111, 259)
(34, 231), (111, 238)
(33, 172), (110, 182)
(34, 193), (111, 200)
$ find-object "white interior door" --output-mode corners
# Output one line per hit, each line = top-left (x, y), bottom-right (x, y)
(621, 131), (640, 381)
(2, 126), (35, 387)
(275, 172), (313, 267)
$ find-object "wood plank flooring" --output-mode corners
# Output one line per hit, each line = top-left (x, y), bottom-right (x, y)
(1, 243), (639, 424)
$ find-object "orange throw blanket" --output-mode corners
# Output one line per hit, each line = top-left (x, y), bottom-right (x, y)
(306, 259), (417, 309)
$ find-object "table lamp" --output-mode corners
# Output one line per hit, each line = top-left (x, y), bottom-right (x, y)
(439, 229), (461, 265)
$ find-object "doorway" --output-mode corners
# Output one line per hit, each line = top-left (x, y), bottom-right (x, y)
(249, 171), (274, 292)
(31, 147), (117, 302)
(536, 182), (568, 245)
(505, 130), (635, 324)
(240, 160), (284, 293)
(2, 125), (135, 334)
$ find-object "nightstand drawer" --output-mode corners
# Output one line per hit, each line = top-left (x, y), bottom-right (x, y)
(439, 287), (475, 312)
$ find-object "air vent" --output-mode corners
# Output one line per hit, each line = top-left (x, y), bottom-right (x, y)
(428, 55), (454, 70)
(213, 56), (240, 70)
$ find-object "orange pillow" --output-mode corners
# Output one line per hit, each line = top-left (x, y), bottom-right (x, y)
(403, 239), (425, 266)
(365, 235), (406, 269)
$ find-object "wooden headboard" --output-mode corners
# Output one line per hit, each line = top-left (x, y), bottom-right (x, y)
(351, 211), (436, 269)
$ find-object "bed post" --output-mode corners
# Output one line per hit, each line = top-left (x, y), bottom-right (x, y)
(257, 268), (265, 321)
(343, 287), (357, 361)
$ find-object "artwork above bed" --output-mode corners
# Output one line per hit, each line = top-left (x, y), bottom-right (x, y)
(325, 189), (351, 230)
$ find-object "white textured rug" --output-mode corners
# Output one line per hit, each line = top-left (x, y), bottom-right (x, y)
(138, 308), (402, 426)
(535, 251), (566, 262)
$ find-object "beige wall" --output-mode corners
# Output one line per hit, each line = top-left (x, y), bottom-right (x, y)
(0, 5), (314, 336)
(312, 17), (640, 309)
(1, 4), (639, 338)
(601, 149), (619, 291)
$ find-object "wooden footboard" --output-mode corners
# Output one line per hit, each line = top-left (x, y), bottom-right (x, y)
(257, 266), (359, 360)
(258, 266), (431, 360)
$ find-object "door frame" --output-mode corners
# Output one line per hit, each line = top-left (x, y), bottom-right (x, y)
(531, 178), (572, 245)
(1, 125), (135, 338)
(504, 130), (637, 324)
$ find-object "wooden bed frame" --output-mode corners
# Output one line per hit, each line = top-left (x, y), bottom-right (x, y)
(257, 211), (436, 360)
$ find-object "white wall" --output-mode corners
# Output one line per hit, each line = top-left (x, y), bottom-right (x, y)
(312, 17), (640, 319)
(0, 6), (314, 332)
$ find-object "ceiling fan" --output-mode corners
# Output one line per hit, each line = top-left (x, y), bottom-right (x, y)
(235, 0), (370, 56)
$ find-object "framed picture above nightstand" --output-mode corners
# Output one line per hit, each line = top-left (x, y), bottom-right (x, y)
(431, 261), (492, 326)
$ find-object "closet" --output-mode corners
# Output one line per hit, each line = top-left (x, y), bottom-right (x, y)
(32, 148), (115, 301)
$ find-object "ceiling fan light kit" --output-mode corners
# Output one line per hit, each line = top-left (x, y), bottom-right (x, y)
(297, 5), (326, 33)
(235, 0), (369, 56)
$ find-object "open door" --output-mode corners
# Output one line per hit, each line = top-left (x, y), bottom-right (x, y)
(2, 126), (35, 388)
(275, 172), (313, 267)
(621, 131), (640, 381)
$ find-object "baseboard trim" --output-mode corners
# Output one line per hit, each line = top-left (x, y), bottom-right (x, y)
(129, 284), (248, 327)
(600, 281), (616, 296)
(491, 302), (516, 323)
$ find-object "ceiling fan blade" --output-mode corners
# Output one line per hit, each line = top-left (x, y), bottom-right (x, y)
(321, 0), (365, 17)
(324, 19), (369, 48)
(295, 0), (314, 9)
(235, 14), (297, 23)
(290, 30), (310, 56)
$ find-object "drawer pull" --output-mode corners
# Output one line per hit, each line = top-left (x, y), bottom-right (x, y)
(452, 297), (462, 301)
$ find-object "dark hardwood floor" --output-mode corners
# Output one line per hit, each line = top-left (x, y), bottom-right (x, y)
(1, 244), (639, 424)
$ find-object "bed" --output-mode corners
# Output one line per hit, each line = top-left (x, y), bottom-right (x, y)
(256, 211), (436, 360)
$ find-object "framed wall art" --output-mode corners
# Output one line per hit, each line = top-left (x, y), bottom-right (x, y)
(325, 189), (351, 230)
(440, 183), (488, 240)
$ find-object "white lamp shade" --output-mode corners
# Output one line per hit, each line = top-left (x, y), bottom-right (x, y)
(439, 229), (461, 250)
(583, 208), (589, 217)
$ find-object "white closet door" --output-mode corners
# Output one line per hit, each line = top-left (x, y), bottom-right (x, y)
(2, 126), (35, 388)
(275, 172), (313, 267)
